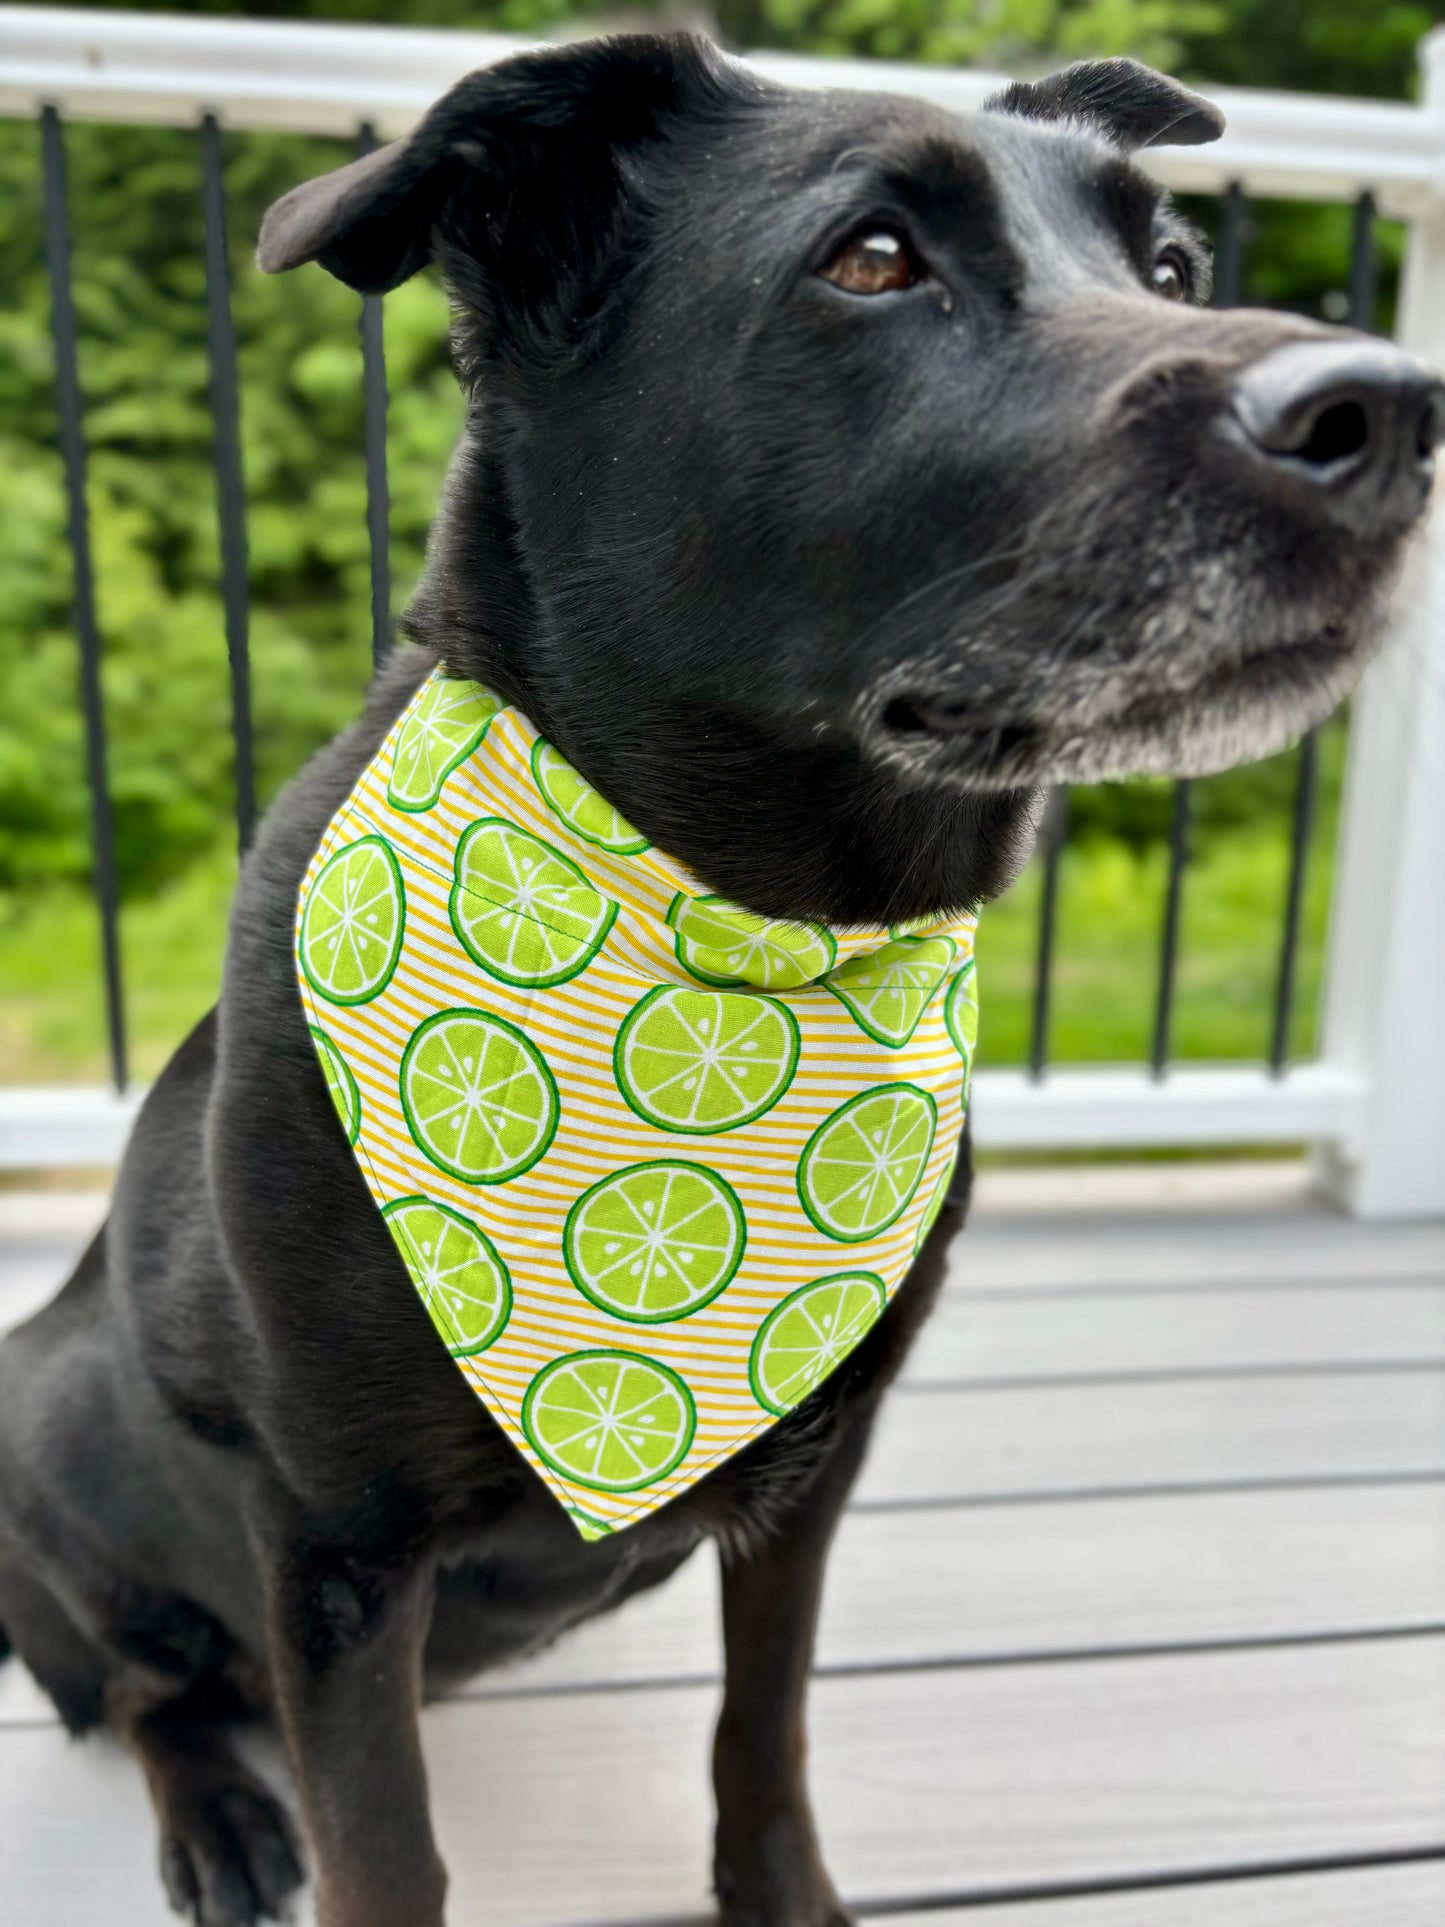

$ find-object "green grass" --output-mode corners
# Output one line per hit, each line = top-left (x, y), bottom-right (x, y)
(0, 842), (236, 1084)
(976, 819), (1334, 1069)
(1, 750), (1339, 1086)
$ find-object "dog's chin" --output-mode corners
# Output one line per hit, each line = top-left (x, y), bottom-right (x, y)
(861, 626), (1374, 793)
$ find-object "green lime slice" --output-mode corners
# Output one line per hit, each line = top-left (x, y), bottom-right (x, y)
(615, 986), (800, 1135)
(748, 1272), (887, 1416)
(915, 1148), (959, 1254)
(381, 1196), (512, 1356)
(387, 678), (500, 812)
(825, 935), (956, 1048)
(309, 1025), (361, 1145)
(564, 1160), (745, 1323)
(531, 738), (650, 854)
(944, 958), (980, 1071)
(299, 835), (406, 1007)
(399, 1008), (559, 1184)
(522, 1349), (696, 1493)
(667, 894), (837, 990)
(449, 818), (617, 988)
(797, 1083), (938, 1243)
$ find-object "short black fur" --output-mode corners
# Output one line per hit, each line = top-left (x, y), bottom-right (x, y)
(2, 35), (1434, 1927)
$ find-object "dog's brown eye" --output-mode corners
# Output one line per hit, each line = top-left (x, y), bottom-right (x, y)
(1151, 253), (1189, 302)
(821, 230), (919, 296)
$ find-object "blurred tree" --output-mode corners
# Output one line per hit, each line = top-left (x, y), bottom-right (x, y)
(1, 0), (1441, 908)
(708, 0), (1214, 69)
(0, 122), (464, 893)
(1177, 1), (1442, 99)
(44, 0), (1445, 92)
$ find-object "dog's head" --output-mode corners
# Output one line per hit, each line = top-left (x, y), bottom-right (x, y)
(260, 37), (1443, 923)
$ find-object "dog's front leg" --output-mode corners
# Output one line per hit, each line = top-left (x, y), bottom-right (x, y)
(712, 1414), (872, 1927)
(263, 1537), (446, 1927)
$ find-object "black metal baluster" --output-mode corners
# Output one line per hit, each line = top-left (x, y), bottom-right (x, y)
(1151, 779), (1191, 1076)
(1268, 191), (1377, 1073)
(200, 113), (255, 853)
(1268, 734), (1318, 1072)
(1144, 182), (1248, 1078)
(1214, 181), (1246, 309)
(1028, 787), (1068, 1080)
(357, 124), (392, 668)
(39, 106), (128, 1094)
(1349, 189), (1377, 331)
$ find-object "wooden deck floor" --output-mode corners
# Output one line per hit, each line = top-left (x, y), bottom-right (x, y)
(2, 1167), (1443, 1925)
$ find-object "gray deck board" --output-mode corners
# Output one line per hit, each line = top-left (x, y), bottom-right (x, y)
(3, 1480), (1440, 1726)
(883, 1862), (1445, 1925)
(915, 1280), (1445, 1381)
(463, 1480), (1445, 1692)
(2, 1639), (1442, 1924)
(2, 1174), (1442, 1924)
(937, 1212), (1445, 1292)
(858, 1371), (1445, 1503)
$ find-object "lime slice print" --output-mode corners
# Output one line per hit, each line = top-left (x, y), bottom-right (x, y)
(309, 1025), (361, 1145)
(400, 1008), (559, 1184)
(749, 1273), (887, 1416)
(531, 738), (650, 854)
(915, 1148), (959, 1254)
(615, 986), (800, 1135)
(299, 836), (405, 1007)
(450, 818), (617, 988)
(825, 935), (956, 1048)
(564, 1160), (745, 1323)
(797, 1083), (938, 1243)
(668, 894), (837, 990)
(522, 1350), (696, 1494)
(944, 958), (980, 1071)
(387, 677), (500, 812)
(381, 1196), (512, 1356)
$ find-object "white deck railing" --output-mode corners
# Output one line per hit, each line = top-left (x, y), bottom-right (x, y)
(2, 7), (1443, 1218)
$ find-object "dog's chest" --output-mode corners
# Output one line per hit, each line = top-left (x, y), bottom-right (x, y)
(295, 671), (979, 1540)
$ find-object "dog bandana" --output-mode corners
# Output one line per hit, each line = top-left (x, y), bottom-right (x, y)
(296, 670), (979, 1536)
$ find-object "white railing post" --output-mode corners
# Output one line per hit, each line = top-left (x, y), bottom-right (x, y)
(1313, 28), (1445, 1221)
(1, 10), (1443, 1188)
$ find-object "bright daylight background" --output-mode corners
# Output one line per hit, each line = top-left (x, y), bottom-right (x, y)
(1, 0), (1441, 1091)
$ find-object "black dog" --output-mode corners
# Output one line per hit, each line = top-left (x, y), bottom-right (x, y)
(1, 36), (1439, 1927)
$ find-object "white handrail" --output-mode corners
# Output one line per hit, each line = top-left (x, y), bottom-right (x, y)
(0, 6), (1442, 211)
(1, 6), (1442, 1214)
(1310, 29), (1445, 1219)
(0, 1064), (1371, 1171)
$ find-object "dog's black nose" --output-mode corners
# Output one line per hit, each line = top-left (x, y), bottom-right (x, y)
(1229, 340), (1445, 534)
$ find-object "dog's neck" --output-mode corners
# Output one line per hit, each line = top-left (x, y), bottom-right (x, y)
(404, 432), (1040, 926)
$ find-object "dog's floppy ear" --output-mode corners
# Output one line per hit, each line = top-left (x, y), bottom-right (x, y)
(257, 34), (736, 298)
(257, 136), (436, 293)
(986, 57), (1224, 151)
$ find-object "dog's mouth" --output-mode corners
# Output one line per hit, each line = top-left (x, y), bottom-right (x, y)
(878, 694), (1049, 767)
(864, 627), (1364, 790)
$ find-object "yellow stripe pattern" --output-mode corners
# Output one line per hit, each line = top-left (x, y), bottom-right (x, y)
(295, 671), (978, 1537)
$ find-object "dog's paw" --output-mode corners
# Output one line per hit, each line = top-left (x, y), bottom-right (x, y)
(715, 1832), (854, 1927)
(719, 1903), (854, 1927)
(717, 1886), (854, 1927)
(159, 1782), (305, 1926)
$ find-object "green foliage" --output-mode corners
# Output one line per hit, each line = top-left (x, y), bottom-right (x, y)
(0, 116), (464, 898)
(0, 0), (1438, 1081)
(976, 758), (1338, 1067)
(1176, 0), (1441, 100)
(719, 0), (1224, 71)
